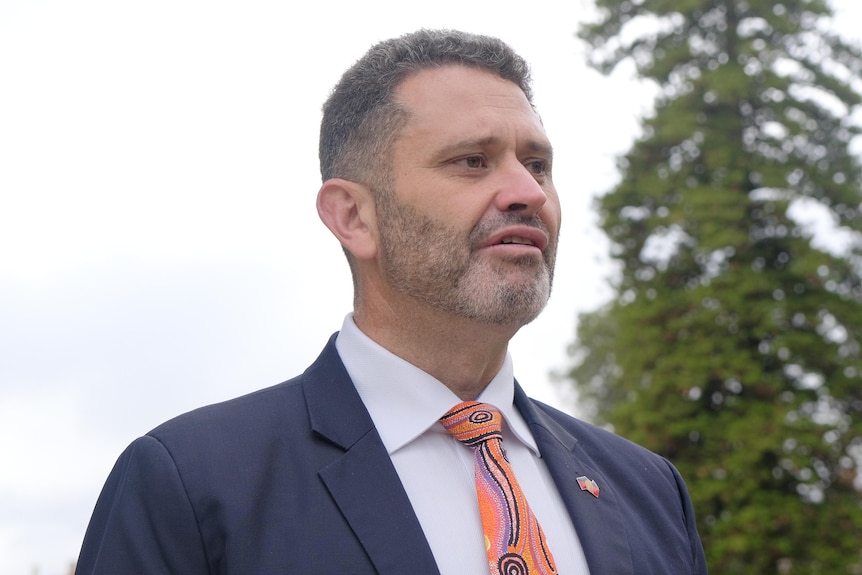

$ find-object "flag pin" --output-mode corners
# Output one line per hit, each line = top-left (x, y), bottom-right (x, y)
(577, 476), (600, 498)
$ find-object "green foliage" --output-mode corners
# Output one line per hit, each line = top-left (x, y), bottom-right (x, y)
(568, 0), (862, 572)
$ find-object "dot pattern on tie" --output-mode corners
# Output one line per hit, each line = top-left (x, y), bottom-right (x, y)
(439, 401), (557, 575)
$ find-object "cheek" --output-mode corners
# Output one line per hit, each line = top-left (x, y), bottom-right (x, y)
(396, 174), (485, 222)
(438, 202), (488, 235)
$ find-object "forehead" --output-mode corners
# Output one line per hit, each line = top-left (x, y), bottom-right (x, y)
(392, 65), (548, 149)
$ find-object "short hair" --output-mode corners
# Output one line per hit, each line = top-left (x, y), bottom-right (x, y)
(318, 29), (534, 186)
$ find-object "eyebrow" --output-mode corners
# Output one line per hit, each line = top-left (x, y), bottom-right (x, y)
(523, 139), (555, 160)
(432, 136), (554, 163)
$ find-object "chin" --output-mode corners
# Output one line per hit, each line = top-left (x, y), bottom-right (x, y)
(460, 285), (550, 327)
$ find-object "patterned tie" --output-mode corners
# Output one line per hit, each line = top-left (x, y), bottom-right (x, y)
(439, 401), (557, 575)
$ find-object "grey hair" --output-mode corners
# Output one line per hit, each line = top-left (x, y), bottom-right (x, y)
(318, 29), (534, 186)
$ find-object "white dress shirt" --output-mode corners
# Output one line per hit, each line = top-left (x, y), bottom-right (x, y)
(335, 314), (590, 575)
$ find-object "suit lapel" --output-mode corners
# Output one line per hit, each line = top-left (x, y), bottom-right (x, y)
(303, 338), (440, 575)
(515, 385), (634, 575)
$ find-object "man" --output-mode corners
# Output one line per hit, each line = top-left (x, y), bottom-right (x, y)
(77, 29), (707, 574)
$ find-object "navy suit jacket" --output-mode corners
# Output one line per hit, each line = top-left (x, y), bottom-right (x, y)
(77, 335), (707, 574)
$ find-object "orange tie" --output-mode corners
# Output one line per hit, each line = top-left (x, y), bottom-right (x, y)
(439, 401), (557, 575)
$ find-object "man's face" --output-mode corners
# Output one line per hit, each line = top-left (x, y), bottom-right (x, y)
(373, 65), (561, 327)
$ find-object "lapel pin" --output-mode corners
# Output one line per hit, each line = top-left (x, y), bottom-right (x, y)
(577, 475), (600, 498)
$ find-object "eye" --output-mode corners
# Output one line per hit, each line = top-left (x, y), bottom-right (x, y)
(457, 155), (486, 169)
(526, 159), (549, 176)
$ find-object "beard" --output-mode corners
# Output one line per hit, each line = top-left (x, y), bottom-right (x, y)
(374, 190), (557, 327)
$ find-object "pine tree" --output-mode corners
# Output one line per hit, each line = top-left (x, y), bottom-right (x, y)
(567, 1), (862, 571)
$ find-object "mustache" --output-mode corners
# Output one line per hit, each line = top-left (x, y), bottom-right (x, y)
(469, 213), (551, 249)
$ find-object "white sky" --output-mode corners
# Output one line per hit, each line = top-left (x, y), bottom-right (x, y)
(0, 1), (858, 573)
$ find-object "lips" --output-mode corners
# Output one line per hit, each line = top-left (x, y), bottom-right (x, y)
(484, 226), (549, 252)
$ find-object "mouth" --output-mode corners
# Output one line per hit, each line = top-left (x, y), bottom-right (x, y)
(499, 236), (537, 246)
(485, 226), (549, 252)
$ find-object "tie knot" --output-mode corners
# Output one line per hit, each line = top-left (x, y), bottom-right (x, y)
(439, 401), (503, 446)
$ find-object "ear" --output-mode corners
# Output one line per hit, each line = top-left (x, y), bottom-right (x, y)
(316, 178), (378, 261)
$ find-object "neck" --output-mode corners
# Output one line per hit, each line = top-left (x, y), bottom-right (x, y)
(353, 295), (520, 401)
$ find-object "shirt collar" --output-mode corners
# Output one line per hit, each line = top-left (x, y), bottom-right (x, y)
(334, 313), (540, 456)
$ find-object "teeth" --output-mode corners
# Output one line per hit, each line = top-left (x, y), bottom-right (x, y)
(500, 236), (534, 246)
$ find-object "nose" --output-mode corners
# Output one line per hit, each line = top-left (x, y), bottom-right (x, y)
(493, 159), (548, 217)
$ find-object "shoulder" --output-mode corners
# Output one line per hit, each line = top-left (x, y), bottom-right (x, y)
(525, 398), (685, 489)
(150, 375), (306, 442)
(526, 398), (654, 457)
(525, 398), (707, 573)
(138, 375), (310, 484)
(127, 338), (354, 502)
(148, 334), (345, 448)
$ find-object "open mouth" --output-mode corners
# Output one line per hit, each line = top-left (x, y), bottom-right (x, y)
(499, 236), (537, 247)
(484, 226), (548, 252)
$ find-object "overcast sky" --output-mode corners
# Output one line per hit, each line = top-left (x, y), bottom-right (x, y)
(1, 1), (859, 573)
